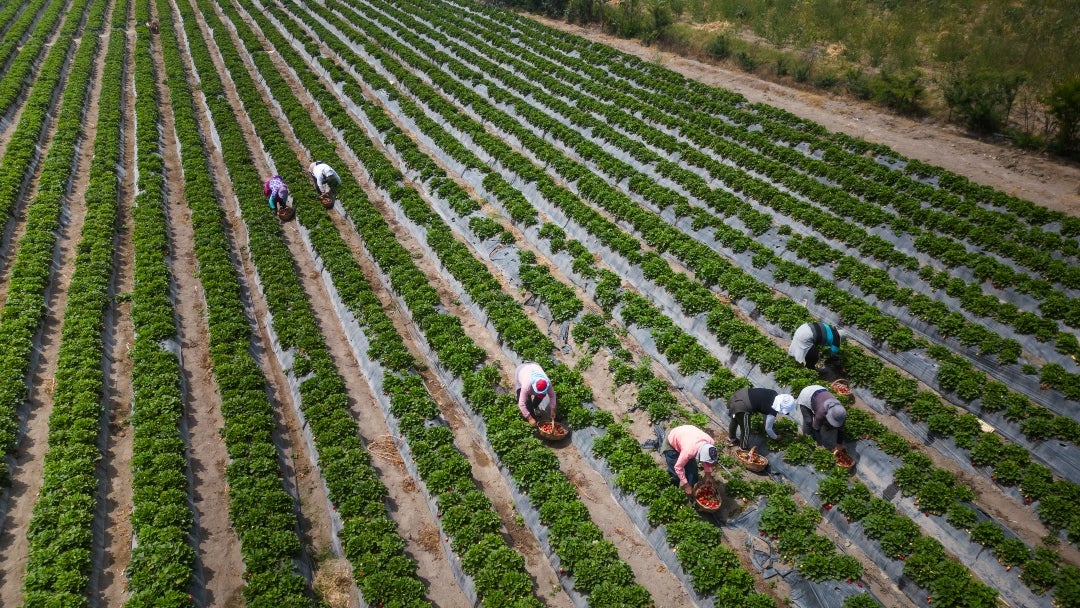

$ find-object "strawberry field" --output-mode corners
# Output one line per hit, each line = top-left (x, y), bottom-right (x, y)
(0, 0), (1078, 606)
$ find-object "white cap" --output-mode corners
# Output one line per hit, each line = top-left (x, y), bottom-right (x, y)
(772, 394), (796, 415)
(697, 443), (717, 464)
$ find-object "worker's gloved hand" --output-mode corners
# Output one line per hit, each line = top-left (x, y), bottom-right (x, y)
(527, 417), (537, 427)
(680, 483), (693, 496)
(766, 430), (779, 440)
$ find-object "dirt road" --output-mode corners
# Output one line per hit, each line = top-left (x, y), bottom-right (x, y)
(531, 15), (1080, 218)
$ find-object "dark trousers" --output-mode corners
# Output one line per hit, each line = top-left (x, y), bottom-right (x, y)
(800, 405), (839, 449)
(663, 450), (699, 487)
(729, 412), (751, 449)
(516, 389), (551, 420)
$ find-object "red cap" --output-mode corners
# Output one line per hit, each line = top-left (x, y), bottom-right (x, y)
(532, 378), (549, 394)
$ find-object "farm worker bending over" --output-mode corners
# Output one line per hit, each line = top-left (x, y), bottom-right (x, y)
(663, 425), (718, 495)
(263, 175), (289, 211)
(308, 160), (341, 202)
(788, 321), (842, 371)
(726, 388), (796, 448)
(513, 361), (556, 427)
(797, 384), (847, 450)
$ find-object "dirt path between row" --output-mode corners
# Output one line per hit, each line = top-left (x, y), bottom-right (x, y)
(0, 0), (75, 154)
(0, 0), (81, 313)
(92, 8), (137, 604)
(394, 11), (1065, 568)
(529, 15), (1080, 219)
(331, 3), (1058, 601)
(268, 4), (716, 604)
(194, 0), (469, 604)
(0, 0), (109, 601)
(174, 0), (352, 602)
(155, 0), (246, 602)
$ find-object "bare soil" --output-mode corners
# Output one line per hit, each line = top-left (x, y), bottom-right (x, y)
(530, 15), (1080, 219)
(93, 10), (139, 605)
(0, 0), (110, 601)
(3, 0), (1077, 606)
(155, 0), (246, 601)
(200, 1), (471, 603)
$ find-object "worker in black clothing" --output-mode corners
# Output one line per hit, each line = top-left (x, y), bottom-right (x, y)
(726, 387), (796, 449)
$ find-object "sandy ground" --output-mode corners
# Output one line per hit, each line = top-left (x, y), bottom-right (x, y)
(529, 15), (1080, 219)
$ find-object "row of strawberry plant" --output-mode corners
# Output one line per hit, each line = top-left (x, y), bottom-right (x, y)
(363, 0), (1080, 466)
(437, 0), (1080, 341)
(573, 314), (865, 592)
(813, 471), (1001, 607)
(285, 4), (885, 600)
(0, 0), (96, 488)
(246, 2), (668, 602)
(755, 115), (1080, 258)
(399, 0), (1080, 373)
(773, 409), (1027, 604)
(155, 0), (320, 602)
(819, 464), (1080, 607)
(0, 0), (90, 235)
(457, 0), (1080, 258)
(754, 105), (1080, 236)
(260, 0), (775, 600)
(0, 0), (67, 120)
(345, 0), (1080, 561)
(124, 5), (197, 604)
(174, 0), (439, 601)
(21, 0), (125, 600)
(206, 0), (552, 603)
(0, 0), (33, 40)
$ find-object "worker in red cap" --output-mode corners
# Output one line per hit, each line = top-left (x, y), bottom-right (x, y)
(513, 361), (556, 426)
(662, 424), (718, 495)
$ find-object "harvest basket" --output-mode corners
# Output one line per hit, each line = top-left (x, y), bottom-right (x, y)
(830, 379), (851, 396)
(834, 447), (855, 472)
(693, 483), (721, 513)
(536, 420), (569, 442)
(320, 194), (335, 209)
(735, 446), (768, 473)
(277, 205), (295, 221)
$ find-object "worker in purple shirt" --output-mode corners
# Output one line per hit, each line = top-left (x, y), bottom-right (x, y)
(797, 384), (847, 450)
(513, 361), (556, 426)
(263, 175), (289, 212)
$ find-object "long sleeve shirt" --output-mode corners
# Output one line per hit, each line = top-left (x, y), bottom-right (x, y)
(797, 385), (841, 431)
(730, 387), (781, 439)
(263, 175), (288, 204)
(666, 425), (714, 486)
(309, 162), (338, 190)
(514, 362), (556, 420)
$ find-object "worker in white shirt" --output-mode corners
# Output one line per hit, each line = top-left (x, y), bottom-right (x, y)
(308, 160), (341, 206)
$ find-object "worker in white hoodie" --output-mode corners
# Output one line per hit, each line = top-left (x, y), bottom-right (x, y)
(308, 160), (341, 206)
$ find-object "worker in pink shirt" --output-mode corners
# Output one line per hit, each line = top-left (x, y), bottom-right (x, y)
(513, 361), (556, 426)
(662, 424), (718, 495)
